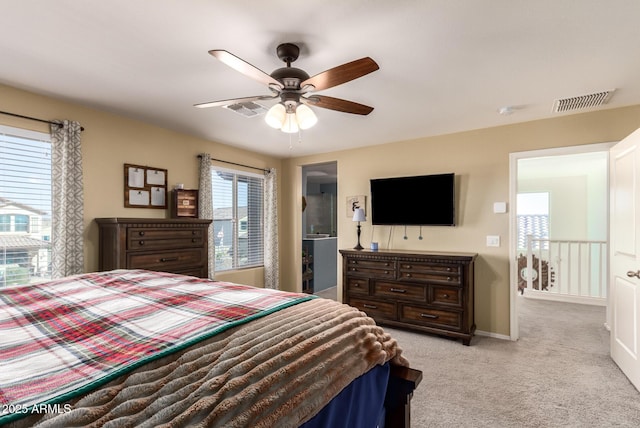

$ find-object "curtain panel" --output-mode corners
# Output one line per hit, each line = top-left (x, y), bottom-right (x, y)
(264, 168), (279, 289)
(50, 120), (84, 278)
(198, 153), (215, 279)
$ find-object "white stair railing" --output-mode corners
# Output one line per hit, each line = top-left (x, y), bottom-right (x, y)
(525, 235), (607, 304)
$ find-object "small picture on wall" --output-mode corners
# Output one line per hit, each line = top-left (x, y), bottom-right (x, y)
(347, 195), (366, 218)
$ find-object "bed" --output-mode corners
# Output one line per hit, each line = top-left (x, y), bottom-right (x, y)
(0, 269), (421, 427)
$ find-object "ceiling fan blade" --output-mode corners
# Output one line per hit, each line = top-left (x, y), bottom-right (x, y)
(209, 50), (283, 88)
(301, 57), (379, 91)
(302, 95), (374, 115)
(194, 94), (277, 109)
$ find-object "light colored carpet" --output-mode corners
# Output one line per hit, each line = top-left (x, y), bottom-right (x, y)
(383, 296), (640, 427)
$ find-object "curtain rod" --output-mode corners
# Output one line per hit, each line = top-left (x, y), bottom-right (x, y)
(0, 110), (85, 131)
(198, 155), (270, 173)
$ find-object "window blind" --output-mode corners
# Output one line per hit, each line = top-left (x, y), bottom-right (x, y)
(211, 166), (264, 271)
(0, 125), (52, 285)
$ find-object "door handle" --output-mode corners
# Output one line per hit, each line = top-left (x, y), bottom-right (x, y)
(627, 270), (640, 278)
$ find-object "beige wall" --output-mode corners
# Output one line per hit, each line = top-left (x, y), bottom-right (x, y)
(280, 105), (640, 336)
(3, 82), (640, 336)
(0, 83), (280, 286)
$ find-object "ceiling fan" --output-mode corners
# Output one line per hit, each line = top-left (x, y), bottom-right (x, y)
(195, 43), (379, 133)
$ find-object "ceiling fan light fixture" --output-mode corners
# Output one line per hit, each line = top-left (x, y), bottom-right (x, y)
(295, 104), (318, 130)
(281, 112), (299, 133)
(265, 103), (286, 129)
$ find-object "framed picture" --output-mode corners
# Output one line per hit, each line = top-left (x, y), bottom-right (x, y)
(124, 163), (168, 209)
(346, 195), (366, 218)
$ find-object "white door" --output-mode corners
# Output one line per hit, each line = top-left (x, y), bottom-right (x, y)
(610, 127), (640, 391)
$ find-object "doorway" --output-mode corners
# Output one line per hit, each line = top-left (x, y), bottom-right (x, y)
(301, 161), (338, 300)
(509, 143), (613, 340)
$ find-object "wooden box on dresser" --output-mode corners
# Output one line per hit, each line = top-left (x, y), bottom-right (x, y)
(96, 218), (212, 278)
(340, 249), (477, 345)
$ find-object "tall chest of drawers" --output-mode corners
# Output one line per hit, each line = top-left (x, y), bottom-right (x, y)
(340, 249), (477, 345)
(96, 218), (212, 278)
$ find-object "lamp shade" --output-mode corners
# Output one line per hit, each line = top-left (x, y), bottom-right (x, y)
(352, 208), (366, 222)
(281, 113), (299, 133)
(265, 103), (286, 129)
(295, 104), (318, 130)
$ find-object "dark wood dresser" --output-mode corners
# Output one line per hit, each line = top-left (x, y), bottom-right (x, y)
(340, 249), (477, 345)
(96, 218), (212, 278)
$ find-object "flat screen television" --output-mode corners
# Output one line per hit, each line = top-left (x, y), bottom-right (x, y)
(370, 173), (455, 226)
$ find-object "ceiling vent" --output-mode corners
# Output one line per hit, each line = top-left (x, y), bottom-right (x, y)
(552, 90), (615, 113)
(223, 101), (268, 117)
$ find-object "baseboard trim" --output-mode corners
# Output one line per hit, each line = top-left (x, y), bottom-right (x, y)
(475, 330), (512, 341)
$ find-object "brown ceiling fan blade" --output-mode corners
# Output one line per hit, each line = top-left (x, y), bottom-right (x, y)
(209, 50), (283, 88)
(301, 57), (379, 91)
(194, 94), (277, 109)
(302, 95), (374, 115)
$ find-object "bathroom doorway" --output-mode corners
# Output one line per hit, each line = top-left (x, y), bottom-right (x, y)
(302, 161), (338, 300)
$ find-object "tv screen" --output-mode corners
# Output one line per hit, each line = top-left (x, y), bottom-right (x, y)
(370, 173), (455, 226)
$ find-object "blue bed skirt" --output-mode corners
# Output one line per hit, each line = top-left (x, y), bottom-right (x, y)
(301, 362), (390, 428)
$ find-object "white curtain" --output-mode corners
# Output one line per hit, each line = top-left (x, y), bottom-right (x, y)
(50, 120), (84, 278)
(198, 153), (215, 279)
(264, 168), (279, 289)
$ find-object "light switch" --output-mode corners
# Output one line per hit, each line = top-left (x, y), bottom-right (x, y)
(486, 235), (500, 247)
(493, 202), (507, 213)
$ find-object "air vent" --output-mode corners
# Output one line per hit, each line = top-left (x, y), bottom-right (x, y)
(223, 101), (268, 117)
(552, 90), (615, 113)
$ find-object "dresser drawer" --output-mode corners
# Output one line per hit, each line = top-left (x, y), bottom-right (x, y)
(374, 281), (427, 302)
(400, 304), (461, 330)
(127, 249), (205, 271)
(128, 228), (204, 250)
(345, 258), (396, 279)
(347, 297), (396, 320)
(398, 262), (461, 285)
(345, 277), (370, 295)
(431, 286), (462, 308)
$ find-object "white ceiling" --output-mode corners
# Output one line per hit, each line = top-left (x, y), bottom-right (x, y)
(2, 1), (639, 158)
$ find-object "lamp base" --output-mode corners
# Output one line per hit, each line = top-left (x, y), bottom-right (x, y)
(354, 223), (363, 250)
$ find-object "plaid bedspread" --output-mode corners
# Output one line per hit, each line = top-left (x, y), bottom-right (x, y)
(0, 269), (313, 424)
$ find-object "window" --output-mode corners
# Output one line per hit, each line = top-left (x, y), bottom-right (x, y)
(211, 167), (264, 271)
(0, 125), (52, 286)
(517, 192), (550, 250)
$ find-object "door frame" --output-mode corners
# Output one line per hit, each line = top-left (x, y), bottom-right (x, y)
(508, 142), (615, 341)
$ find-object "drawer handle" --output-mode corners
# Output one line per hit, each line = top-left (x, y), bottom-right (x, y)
(420, 313), (438, 319)
(443, 294), (450, 298)
(389, 287), (406, 293)
(160, 257), (179, 262)
(406, 273), (412, 278)
(139, 240), (144, 246)
(354, 283), (360, 287)
(363, 304), (378, 309)
(192, 230), (197, 235)
(384, 270), (390, 274)
(192, 238), (197, 243)
(138, 231), (145, 236)
(447, 277), (452, 281)
(447, 267), (452, 272)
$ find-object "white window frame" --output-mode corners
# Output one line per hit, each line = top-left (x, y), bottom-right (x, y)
(211, 166), (264, 272)
(0, 124), (52, 285)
